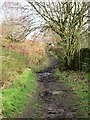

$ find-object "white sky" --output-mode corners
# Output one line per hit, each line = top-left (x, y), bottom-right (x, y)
(0, 0), (89, 23)
(0, 0), (4, 24)
(4, 0), (29, 5)
(0, 0), (42, 39)
(0, 0), (30, 24)
(0, 0), (89, 39)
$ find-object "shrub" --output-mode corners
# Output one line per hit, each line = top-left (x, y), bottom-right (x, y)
(70, 48), (90, 71)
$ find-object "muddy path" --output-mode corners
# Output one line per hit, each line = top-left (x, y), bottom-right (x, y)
(18, 57), (78, 119)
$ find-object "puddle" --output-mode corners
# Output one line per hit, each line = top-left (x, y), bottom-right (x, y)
(38, 72), (52, 77)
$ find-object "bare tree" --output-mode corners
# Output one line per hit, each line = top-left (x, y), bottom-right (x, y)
(27, 0), (88, 67)
(87, 1), (90, 48)
(2, 1), (34, 42)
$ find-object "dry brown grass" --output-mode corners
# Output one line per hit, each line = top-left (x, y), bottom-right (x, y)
(3, 40), (48, 70)
(2, 40), (49, 88)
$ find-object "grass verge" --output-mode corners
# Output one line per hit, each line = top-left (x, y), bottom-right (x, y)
(2, 47), (28, 87)
(54, 68), (89, 118)
(1, 41), (49, 118)
(2, 69), (37, 118)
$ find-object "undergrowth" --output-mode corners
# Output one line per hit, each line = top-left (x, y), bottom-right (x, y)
(2, 47), (28, 87)
(2, 69), (37, 117)
(1, 40), (49, 118)
(54, 68), (89, 118)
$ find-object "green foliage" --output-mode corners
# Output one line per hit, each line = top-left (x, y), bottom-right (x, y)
(2, 69), (37, 117)
(70, 48), (90, 71)
(54, 69), (89, 118)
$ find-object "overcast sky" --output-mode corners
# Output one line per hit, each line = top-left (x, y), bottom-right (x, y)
(0, 0), (89, 23)
(0, 0), (44, 39)
(0, 0), (89, 39)
(0, 0), (30, 24)
(0, 0), (4, 24)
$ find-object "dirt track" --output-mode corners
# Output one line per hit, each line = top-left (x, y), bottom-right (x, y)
(18, 58), (78, 119)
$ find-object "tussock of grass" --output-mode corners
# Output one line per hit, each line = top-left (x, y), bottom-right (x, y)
(2, 41), (49, 87)
(2, 48), (28, 88)
(3, 41), (49, 70)
(2, 69), (37, 117)
(54, 68), (89, 118)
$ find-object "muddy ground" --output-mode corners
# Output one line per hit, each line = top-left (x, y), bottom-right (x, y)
(18, 58), (79, 119)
